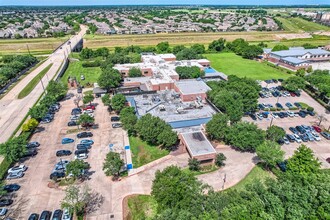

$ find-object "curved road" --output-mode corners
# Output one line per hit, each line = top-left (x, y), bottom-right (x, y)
(0, 26), (87, 144)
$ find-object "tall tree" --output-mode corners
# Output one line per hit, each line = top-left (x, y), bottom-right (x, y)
(78, 114), (95, 127)
(282, 76), (305, 92)
(66, 160), (90, 180)
(188, 158), (201, 171)
(128, 67), (142, 77)
(206, 113), (229, 141)
(156, 42), (170, 53)
(0, 135), (28, 162)
(256, 141), (285, 169)
(111, 94), (126, 113)
(266, 125), (286, 142)
(83, 93), (94, 105)
(61, 185), (91, 218)
(97, 67), (122, 91)
(103, 152), (124, 178)
(208, 38), (226, 52)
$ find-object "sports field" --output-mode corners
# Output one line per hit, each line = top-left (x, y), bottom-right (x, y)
(276, 17), (330, 32)
(205, 53), (291, 80)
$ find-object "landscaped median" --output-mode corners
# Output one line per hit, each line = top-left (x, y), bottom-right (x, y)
(17, 63), (53, 99)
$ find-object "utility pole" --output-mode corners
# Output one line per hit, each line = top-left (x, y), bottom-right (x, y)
(26, 44), (31, 55)
(40, 76), (46, 93)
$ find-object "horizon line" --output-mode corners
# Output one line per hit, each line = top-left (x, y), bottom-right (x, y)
(1, 4), (330, 6)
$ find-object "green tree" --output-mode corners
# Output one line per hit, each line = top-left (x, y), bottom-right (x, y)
(157, 129), (178, 149)
(296, 68), (306, 77)
(78, 114), (94, 127)
(157, 41), (170, 53)
(97, 67), (122, 91)
(83, 93), (94, 105)
(175, 66), (204, 79)
(215, 153), (227, 167)
(191, 44), (205, 54)
(176, 48), (201, 60)
(286, 144), (321, 176)
(266, 125), (285, 142)
(225, 122), (265, 152)
(0, 135), (28, 162)
(306, 66), (313, 73)
(206, 113), (229, 141)
(101, 94), (111, 106)
(128, 67), (142, 77)
(103, 152), (124, 178)
(80, 48), (94, 59)
(208, 38), (226, 52)
(302, 43), (317, 49)
(61, 185), (91, 218)
(111, 94), (126, 113)
(256, 141), (285, 169)
(120, 107), (138, 135)
(173, 45), (186, 54)
(22, 118), (39, 132)
(188, 158), (200, 171)
(282, 76), (305, 92)
(28, 104), (48, 121)
(66, 160), (89, 180)
(272, 44), (289, 52)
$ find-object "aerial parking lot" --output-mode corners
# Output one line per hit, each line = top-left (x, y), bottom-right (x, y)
(244, 81), (330, 168)
(5, 92), (127, 218)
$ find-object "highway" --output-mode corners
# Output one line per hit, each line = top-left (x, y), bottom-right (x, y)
(0, 26), (87, 144)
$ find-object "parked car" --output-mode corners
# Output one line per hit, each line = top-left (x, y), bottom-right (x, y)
(7, 171), (24, 180)
(75, 153), (88, 160)
(256, 113), (263, 120)
(287, 111), (295, 117)
(40, 210), (52, 220)
(62, 138), (74, 144)
(77, 132), (93, 138)
(77, 87), (82, 94)
(285, 102), (293, 108)
(27, 142), (40, 148)
(293, 134), (302, 143)
(312, 125), (322, 133)
(298, 111), (306, 118)
(0, 208), (7, 216)
(283, 136), (289, 145)
(24, 148), (38, 157)
(62, 209), (72, 220)
(52, 209), (63, 220)
(276, 103), (283, 109)
(82, 109), (94, 114)
(3, 183), (20, 193)
(286, 134), (295, 142)
(71, 109), (82, 115)
(307, 110), (315, 116)
(0, 199), (13, 207)
(258, 104), (265, 110)
(80, 139), (94, 145)
(83, 105), (95, 111)
(56, 150), (72, 157)
(28, 213), (39, 220)
(8, 164), (27, 174)
(299, 133), (309, 142)
(50, 171), (65, 180)
(326, 158), (330, 164)
(40, 118), (51, 124)
(249, 113), (257, 120)
(271, 113), (279, 119)
(277, 161), (287, 172)
(76, 143), (92, 149)
(278, 112), (285, 118)
(112, 123), (122, 128)
(296, 126), (306, 134)
(289, 127), (299, 134)
(55, 160), (70, 167)
(294, 102), (302, 108)
(111, 116), (120, 122)
(311, 132), (321, 141)
(74, 149), (88, 155)
(320, 132), (330, 140)
(70, 115), (80, 121)
(67, 121), (78, 126)
(76, 145), (89, 151)
(306, 133), (315, 141)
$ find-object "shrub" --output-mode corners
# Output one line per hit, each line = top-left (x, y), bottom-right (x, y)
(215, 153), (227, 167)
(307, 106), (314, 112)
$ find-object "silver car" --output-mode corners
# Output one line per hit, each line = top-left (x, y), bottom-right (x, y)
(306, 133), (315, 141)
(7, 171), (24, 180)
(8, 164), (27, 174)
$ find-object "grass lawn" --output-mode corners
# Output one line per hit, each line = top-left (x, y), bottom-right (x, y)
(129, 136), (169, 168)
(127, 195), (157, 220)
(228, 164), (274, 192)
(276, 17), (330, 32)
(182, 164), (218, 176)
(60, 61), (102, 87)
(18, 63), (53, 99)
(205, 53), (291, 80)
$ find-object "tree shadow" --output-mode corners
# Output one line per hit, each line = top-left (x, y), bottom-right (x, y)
(5, 196), (30, 219)
(85, 191), (104, 214)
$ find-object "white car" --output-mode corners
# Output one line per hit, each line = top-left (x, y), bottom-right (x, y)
(256, 113), (263, 120)
(0, 208), (8, 216)
(86, 113), (94, 118)
(271, 113), (279, 119)
(62, 208), (72, 220)
(75, 153), (88, 160)
(8, 164), (27, 174)
(283, 136), (290, 145)
(70, 115), (80, 121)
(83, 109), (93, 114)
(287, 111), (295, 117)
(293, 134), (302, 143)
(312, 133), (321, 141)
(7, 171), (24, 180)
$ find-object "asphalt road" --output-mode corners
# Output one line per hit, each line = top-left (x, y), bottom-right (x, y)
(0, 26), (87, 144)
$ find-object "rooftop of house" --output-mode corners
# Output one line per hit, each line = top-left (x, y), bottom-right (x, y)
(281, 56), (309, 65)
(270, 48), (330, 57)
(181, 131), (216, 157)
(174, 80), (211, 95)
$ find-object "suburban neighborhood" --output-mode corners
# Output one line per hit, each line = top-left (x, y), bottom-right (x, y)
(0, 3), (330, 220)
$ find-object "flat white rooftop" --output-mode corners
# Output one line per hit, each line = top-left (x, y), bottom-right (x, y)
(175, 80), (211, 95)
(181, 131), (216, 157)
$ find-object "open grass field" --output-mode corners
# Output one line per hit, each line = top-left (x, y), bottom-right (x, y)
(0, 36), (69, 56)
(83, 31), (286, 49)
(277, 17), (330, 32)
(17, 63), (53, 99)
(127, 195), (157, 220)
(60, 61), (101, 87)
(129, 136), (169, 168)
(205, 53), (292, 80)
(260, 35), (330, 48)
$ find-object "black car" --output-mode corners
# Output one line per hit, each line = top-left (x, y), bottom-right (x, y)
(307, 110), (315, 116)
(0, 199), (13, 207)
(76, 145), (89, 151)
(71, 108), (82, 115)
(3, 183), (20, 193)
(277, 161), (287, 172)
(298, 110), (307, 118)
(68, 121), (77, 126)
(52, 209), (63, 220)
(300, 134), (309, 142)
(50, 171), (65, 180)
(262, 112), (268, 118)
(277, 138), (285, 145)
(278, 112), (285, 118)
(75, 149), (88, 155)
(27, 142), (40, 148)
(111, 116), (120, 122)
(276, 103), (283, 109)
(249, 113), (257, 120)
(294, 91), (301, 97)
(289, 127), (298, 134)
(56, 150), (72, 157)
(40, 210), (52, 220)
(286, 134), (295, 142)
(77, 87), (82, 94)
(77, 132), (93, 138)
(24, 149), (38, 157)
(282, 112), (289, 117)
(77, 143), (92, 149)
(28, 213), (40, 220)
(296, 126), (306, 134)
(294, 102), (302, 108)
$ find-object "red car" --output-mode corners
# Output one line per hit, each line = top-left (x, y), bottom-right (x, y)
(312, 125), (322, 133)
(289, 92), (296, 97)
(83, 105), (95, 111)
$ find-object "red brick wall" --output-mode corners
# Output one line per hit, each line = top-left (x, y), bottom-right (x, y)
(181, 93), (207, 102)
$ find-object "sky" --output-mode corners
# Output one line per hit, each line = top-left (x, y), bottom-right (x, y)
(0, 0), (329, 6)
